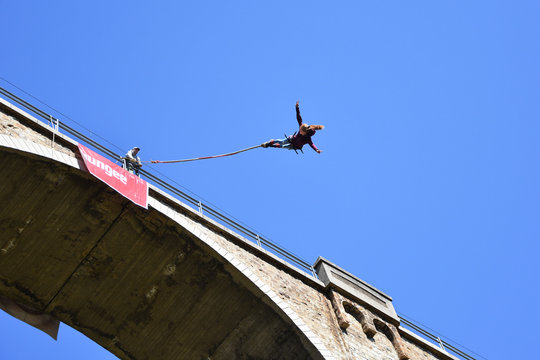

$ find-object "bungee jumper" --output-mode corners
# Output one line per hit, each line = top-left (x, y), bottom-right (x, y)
(261, 101), (324, 154)
(148, 101), (324, 164)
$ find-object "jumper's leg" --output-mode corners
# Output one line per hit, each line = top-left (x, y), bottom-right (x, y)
(261, 138), (289, 148)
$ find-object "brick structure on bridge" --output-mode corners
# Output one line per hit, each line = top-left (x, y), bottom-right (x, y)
(0, 97), (459, 360)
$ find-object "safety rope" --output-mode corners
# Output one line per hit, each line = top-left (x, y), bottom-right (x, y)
(147, 144), (262, 164)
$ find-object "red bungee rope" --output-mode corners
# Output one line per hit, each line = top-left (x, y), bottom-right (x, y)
(147, 144), (262, 164)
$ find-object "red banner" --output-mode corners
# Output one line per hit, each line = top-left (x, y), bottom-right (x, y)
(78, 144), (148, 209)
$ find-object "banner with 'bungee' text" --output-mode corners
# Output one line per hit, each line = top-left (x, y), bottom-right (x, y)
(78, 144), (148, 209)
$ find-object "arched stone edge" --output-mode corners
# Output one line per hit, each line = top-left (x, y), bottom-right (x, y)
(0, 134), (80, 169)
(0, 137), (337, 360)
(148, 197), (337, 360)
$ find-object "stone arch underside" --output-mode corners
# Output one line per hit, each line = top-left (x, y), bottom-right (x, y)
(0, 146), (326, 360)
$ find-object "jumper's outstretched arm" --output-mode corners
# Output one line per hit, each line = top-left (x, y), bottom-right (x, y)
(308, 138), (322, 153)
(296, 101), (303, 126)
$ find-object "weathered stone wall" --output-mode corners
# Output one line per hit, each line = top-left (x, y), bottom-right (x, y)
(176, 209), (454, 360)
(402, 335), (444, 360)
(0, 105), (75, 157)
(0, 98), (458, 360)
(199, 226), (348, 356)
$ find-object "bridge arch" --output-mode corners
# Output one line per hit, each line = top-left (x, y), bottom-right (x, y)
(0, 136), (332, 359)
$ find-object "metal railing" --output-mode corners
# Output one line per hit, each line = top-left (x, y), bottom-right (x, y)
(0, 86), (316, 277)
(399, 313), (485, 360)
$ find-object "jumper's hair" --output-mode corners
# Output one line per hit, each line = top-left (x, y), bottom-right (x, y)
(301, 123), (325, 131)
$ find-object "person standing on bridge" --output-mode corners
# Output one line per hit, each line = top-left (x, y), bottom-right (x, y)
(124, 147), (142, 176)
(261, 101), (324, 154)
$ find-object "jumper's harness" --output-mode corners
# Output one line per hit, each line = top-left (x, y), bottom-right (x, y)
(285, 132), (304, 154)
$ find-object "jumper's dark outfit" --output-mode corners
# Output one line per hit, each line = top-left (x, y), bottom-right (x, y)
(263, 104), (321, 152)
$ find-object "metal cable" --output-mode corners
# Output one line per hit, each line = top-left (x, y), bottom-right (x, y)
(0, 77), (125, 154)
(399, 314), (488, 360)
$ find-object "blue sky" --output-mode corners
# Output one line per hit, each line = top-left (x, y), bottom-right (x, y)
(1, 1), (539, 359)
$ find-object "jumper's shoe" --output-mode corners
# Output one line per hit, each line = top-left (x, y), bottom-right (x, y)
(261, 141), (271, 148)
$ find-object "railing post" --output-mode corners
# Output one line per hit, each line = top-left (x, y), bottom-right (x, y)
(50, 115), (56, 153)
(256, 234), (261, 247)
(49, 115), (58, 131)
(198, 201), (203, 214)
(437, 337), (446, 351)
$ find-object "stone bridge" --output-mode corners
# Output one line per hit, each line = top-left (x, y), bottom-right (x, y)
(0, 97), (459, 360)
